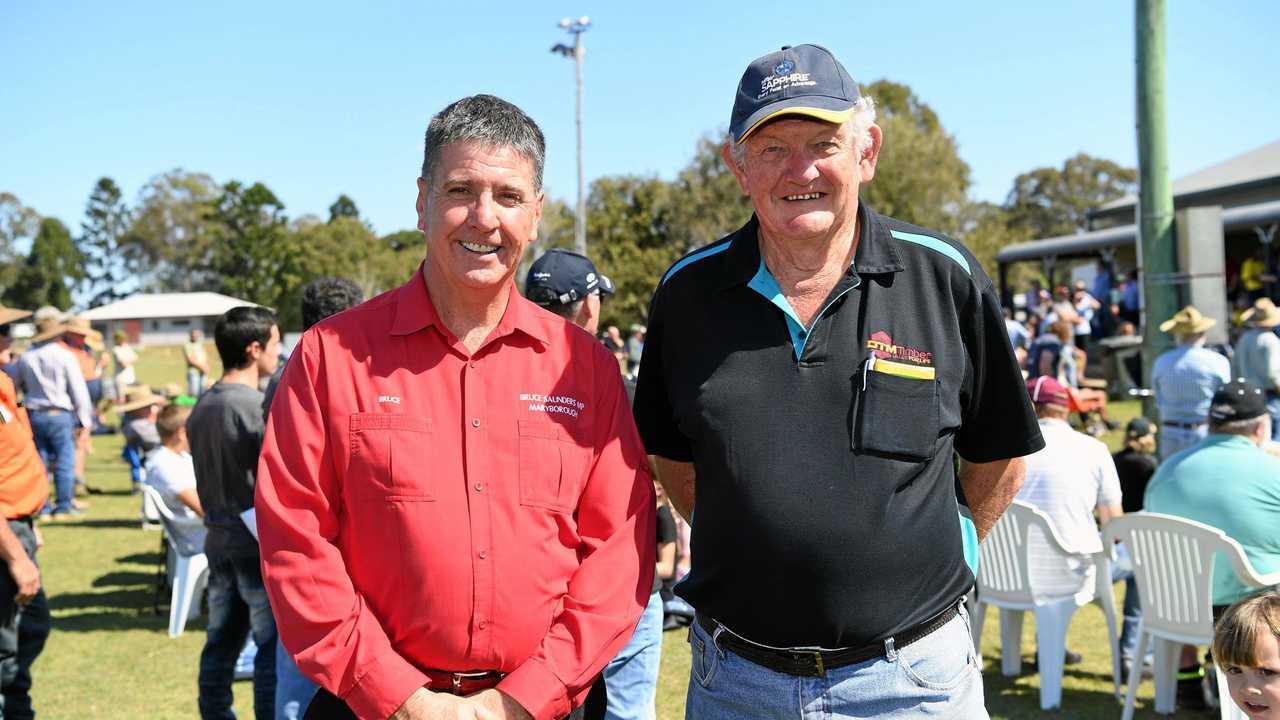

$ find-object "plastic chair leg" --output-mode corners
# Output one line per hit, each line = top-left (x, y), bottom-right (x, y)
(999, 608), (1025, 677)
(169, 554), (209, 638)
(1122, 627), (1149, 720)
(1033, 598), (1078, 710)
(1093, 588), (1122, 698)
(1152, 637), (1182, 714)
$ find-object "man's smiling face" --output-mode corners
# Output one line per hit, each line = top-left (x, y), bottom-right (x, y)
(726, 117), (879, 247)
(417, 140), (544, 297)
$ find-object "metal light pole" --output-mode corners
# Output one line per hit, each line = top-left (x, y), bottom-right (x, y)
(551, 16), (591, 255)
(1136, 0), (1177, 426)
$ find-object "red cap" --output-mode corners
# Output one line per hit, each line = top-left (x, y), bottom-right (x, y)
(1027, 376), (1069, 406)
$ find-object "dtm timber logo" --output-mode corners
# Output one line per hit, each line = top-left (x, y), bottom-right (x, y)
(866, 331), (934, 365)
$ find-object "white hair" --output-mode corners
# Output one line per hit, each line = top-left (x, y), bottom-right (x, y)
(728, 95), (877, 168)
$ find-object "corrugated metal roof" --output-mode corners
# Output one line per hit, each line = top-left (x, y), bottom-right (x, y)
(1097, 139), (1280, 213)
(998, 199), (1280, 264)
(80, 292), (259, 321)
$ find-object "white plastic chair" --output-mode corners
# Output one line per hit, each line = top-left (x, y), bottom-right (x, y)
(970, 500), (1121, 710)
(140, 484), (210, 637)
(1104, 512), (1280, 720)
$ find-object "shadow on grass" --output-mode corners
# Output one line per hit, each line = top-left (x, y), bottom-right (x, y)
(43, 518), (143, 530)
(50, 588), (151, 611)
(117, 551), (163, 565)
(91, 571), (154, 588)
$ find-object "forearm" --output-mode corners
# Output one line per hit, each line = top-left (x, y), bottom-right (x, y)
(652, 456), (694, 521)
(959, 457), (1025, 541)
(0, 522), (27, 566)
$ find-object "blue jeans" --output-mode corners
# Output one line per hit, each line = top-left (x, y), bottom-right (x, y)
(275, 638), (316, 719)
(199, 554), (277, 720)
(603, 591), (663, 720)
(187, 368), (205, 399)
(686, 605), (987, 719)
(27, 411), (76, 515)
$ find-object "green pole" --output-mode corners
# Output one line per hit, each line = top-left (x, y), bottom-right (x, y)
(1136, 0), (1177, 423)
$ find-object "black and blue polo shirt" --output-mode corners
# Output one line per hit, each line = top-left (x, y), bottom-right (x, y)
(633, 203), (1044, 648)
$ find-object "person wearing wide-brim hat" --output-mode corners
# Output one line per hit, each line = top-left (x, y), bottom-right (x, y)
(1152, 305), (1231, 460)
(1235, 298), (1280, 440)
(0, 304), (32, 366)
(59, 315), (107, 497)
(13, 312), (95, 519)
(116, 385), (166, 467)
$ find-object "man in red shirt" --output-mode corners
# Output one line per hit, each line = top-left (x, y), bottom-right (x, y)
(256, 95), (655, 720)
(0, 304), (51, 719)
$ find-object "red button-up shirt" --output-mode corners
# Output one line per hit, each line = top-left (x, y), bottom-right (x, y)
(256, 268), (655, 720)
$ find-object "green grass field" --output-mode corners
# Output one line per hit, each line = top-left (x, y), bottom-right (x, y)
(27, 352), (1207, 718)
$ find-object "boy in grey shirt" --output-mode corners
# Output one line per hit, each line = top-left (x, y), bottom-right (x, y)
(188, 306), (280, 720)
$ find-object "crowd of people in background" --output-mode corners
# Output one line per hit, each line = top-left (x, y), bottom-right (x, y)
(1005, 258), (1280, 712)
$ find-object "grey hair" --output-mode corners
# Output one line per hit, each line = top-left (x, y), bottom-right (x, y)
(421, 94), (545, 190)
(543, 299), (584, 322)
(728, 95), (877, 168)
(1210, 415), (1269, 438)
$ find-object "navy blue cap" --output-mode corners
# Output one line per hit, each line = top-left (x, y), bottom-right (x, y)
(730, 44), (860, 144)
(525, 249), (614, 308)
(1209, 379), (1268, 423)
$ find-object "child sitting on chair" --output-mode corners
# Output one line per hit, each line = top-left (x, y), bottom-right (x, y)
(1214, 591), (1280, 719)
(145, 403), (206, 553)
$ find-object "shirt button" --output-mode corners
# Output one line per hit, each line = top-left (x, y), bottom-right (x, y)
(474, 483), (483, 492)
(478, 550), (488, 560)
(471, 418), (481, 428)
(478, 620), (488, 630)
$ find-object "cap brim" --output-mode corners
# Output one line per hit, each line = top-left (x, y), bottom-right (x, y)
(735, 96), (857, 143)
(1159, 317), (1217, 333)
(597, 275), (616, 296)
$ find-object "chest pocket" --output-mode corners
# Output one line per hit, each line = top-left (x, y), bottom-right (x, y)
(348, 413), (434, 501)
(518, 420), (591, 514)
(854, 357), (940, 461)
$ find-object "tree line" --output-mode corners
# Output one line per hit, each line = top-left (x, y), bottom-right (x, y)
(0, 80), (1137, 333)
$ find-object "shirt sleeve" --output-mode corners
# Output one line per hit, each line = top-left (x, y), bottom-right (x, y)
(1096, 444), (1123, 507)
(498, 345), (656, 720)
(64, 351), (94, 430)
(1263, 334), (1280, 389)
(255, 332), (429, 720)
(632, 285), (694, 462)
(656, 504), (677, 545)
(954, 280), (1045, 462)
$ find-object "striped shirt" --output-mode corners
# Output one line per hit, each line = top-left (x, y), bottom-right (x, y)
(1017, 418), (1122, 602)
(14, 340), (94, 429)
(1152, 344), (1232, 424)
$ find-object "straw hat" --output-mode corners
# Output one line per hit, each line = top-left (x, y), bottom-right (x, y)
(0, 304), (32, 326)
(62, 315), (104, 350)
(30, 316), (67, 344)
(115, 385), (166, 413)
(1241, 298), (1280, 328)
(1158, 305), (1216, 335)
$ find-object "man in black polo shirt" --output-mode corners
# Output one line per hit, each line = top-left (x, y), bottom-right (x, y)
(633, 44), (1043, 718)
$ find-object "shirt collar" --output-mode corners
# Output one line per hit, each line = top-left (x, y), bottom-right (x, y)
(389, 263), (550, 348)
(718, 203), (904, 291)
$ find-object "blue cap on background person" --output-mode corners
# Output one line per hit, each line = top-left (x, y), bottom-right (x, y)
(524, 249), (614, 308)
(730, 43), (861, 144)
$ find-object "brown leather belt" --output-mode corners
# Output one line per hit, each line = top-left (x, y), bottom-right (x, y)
(422, 668), (506, 695)
(696, 602), (960, 677)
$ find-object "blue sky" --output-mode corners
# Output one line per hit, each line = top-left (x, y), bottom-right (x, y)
(3, 1), (1278, 239)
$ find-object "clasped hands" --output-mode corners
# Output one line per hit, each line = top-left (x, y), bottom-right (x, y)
(391, 687), (533, 720)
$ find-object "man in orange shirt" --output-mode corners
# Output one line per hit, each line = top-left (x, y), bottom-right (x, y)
(0, 304), (52, 719)
(61, 316), (105, 498)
